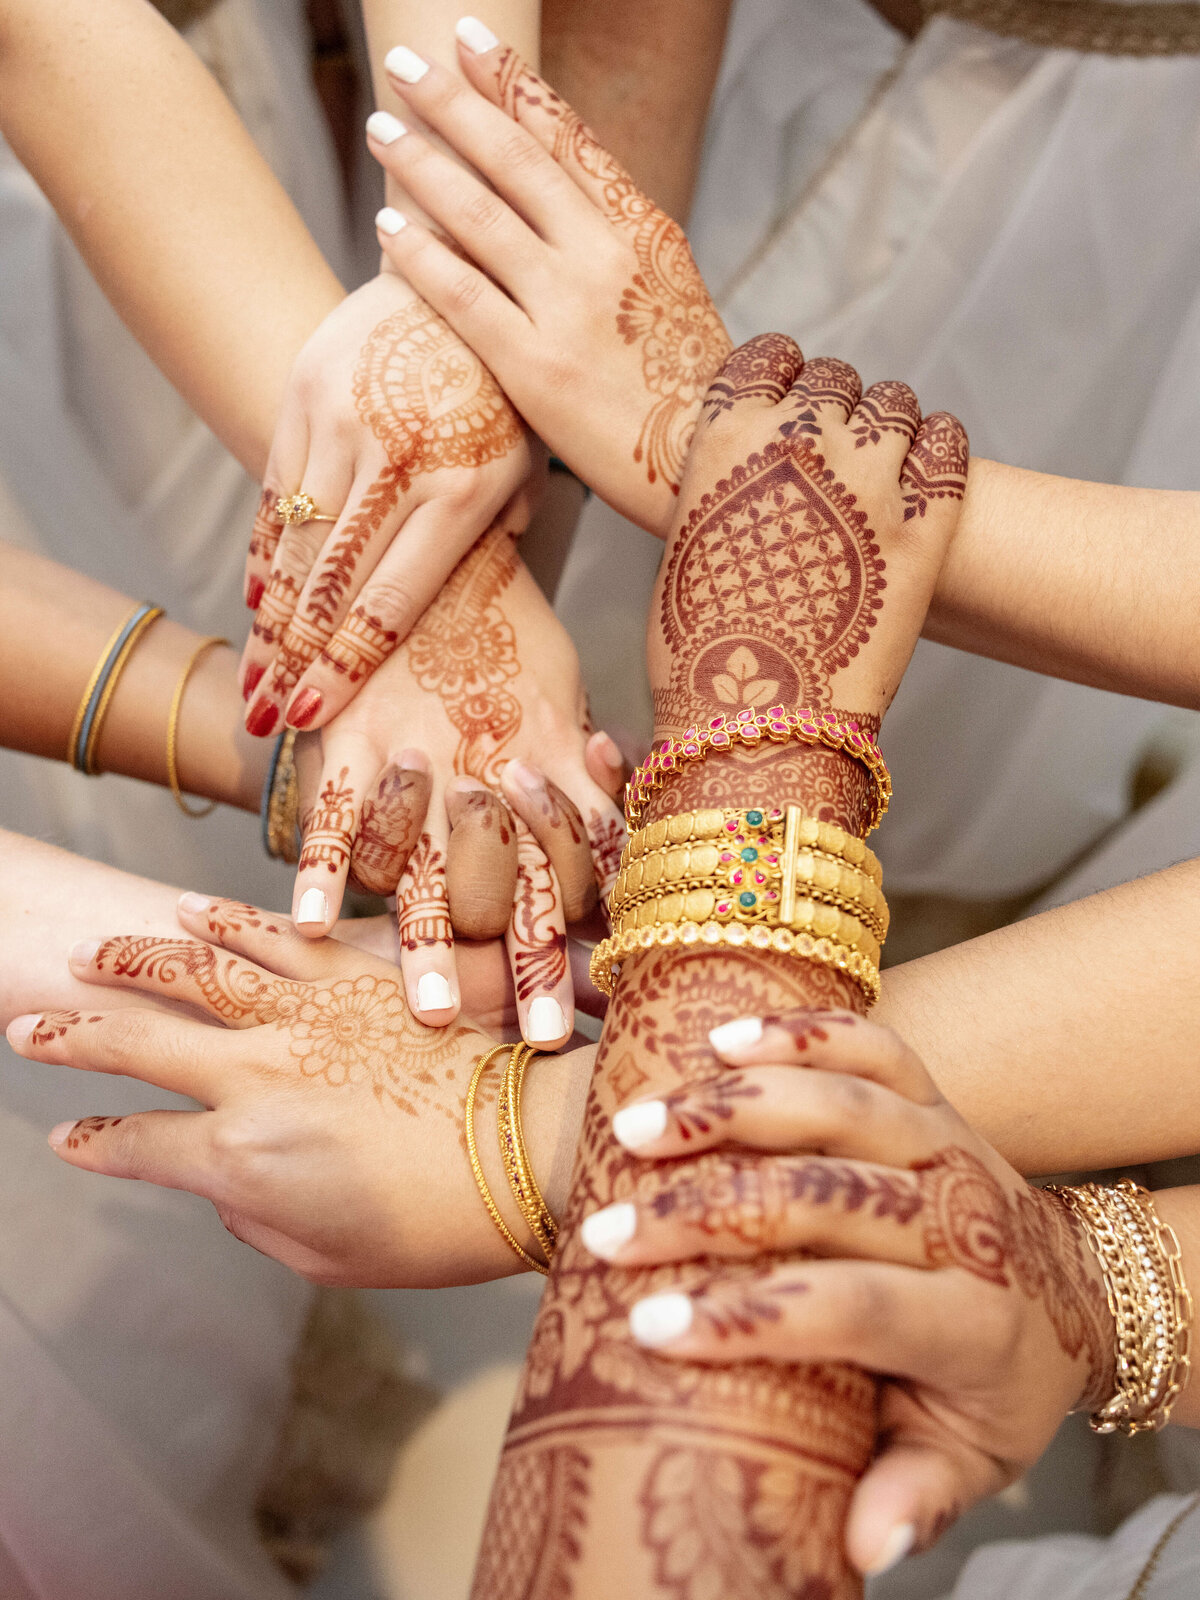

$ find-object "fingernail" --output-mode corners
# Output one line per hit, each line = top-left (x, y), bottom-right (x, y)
(630, 1292), (694, 1348)
(376, 206), (408, 236)
(295, 888), (328, 927)
(6, 1014), (37, 1048)
(416, 971), (453, 1012)
(385, 45), (429, 82)
(612, 1099), (668, 1150)
(581, 1201), (637, 1259)
(507, 759), (545, 796)
(366, 110), (407, 144)
(48, 1121), (76, 1150)
(177, 892), (211, 915)
(527, 995), (567, 1043)
(241, 661), (264, 701)
(455, 16), (499, 53)
(69, 940), (100, 968)
(866, 1522), (916, 1576)
(246, 697), (279, 737)
(286, 687), (323, 729)
(595, 731), (624, 770)
(245, 576), (265, 611)
(708, 1016), (763, 1054)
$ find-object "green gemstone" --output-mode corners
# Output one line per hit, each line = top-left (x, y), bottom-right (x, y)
(738, 891), (757, 908)
(746, 809), (764, 826)
(740, 846), (758, 862)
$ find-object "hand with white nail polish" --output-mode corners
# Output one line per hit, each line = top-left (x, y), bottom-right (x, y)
(4, 894), (597, 1288)
(603, 1010), (1117, 1577)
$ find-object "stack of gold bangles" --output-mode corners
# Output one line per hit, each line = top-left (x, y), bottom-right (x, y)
(590, 805), (888, 1004)
(1050, 1179), (1193, 1434)
(466, 1042), (557, 1274)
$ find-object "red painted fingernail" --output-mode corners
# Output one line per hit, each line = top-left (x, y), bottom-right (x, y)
(246, 697), (279, 737)
(245, 575), (265, 610)
(286, 687), (323, 729)
(241, 662), (264, 701)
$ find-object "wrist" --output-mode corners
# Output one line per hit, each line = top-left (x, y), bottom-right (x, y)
(640, 740), (872, 837)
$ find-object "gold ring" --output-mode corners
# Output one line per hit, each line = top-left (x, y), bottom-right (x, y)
(276, 492), (338, 525)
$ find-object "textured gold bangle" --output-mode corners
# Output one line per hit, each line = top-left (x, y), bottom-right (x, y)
(613, 890), (880, 968)
(1049, 1180), (1192, 1434)
(165, 636), (229, 817)
(589, 921), (881, 1005)
(465, 1045), (549, 1277)
(497, 1043), (556, 1266)
(620, 807), (882, 884)
(265, 728), (300, 864)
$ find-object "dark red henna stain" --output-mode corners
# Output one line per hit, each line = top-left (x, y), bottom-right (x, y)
(849, 380), (921, 450)
(900, 412), (969, 522)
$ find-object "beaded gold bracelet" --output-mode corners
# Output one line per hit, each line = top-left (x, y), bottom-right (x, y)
(497, 1043), (556, 1267)
(624, 707), (891, 832)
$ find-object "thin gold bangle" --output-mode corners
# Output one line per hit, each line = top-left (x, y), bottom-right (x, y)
(497, 1044), (556, 1265)
(83, 606), (166, 774)
(166, 636), (229, 817)
(465, 1044), (549, 1276)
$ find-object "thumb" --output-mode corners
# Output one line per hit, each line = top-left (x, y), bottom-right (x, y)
(846, 1435), (1005, 1578)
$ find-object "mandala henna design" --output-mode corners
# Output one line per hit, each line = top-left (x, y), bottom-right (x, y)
(510, 823), (568, 1003)
(351, 764), (428, 896)
(849, 380), (921, 450)
(702, 335), (803, 427)
(396, 833), (453, 952)
(471, 1443), (590, 1600)
(900, 412), (969, 522)
(298, 767), (358, 876)
(65, 1115), (125, 1150)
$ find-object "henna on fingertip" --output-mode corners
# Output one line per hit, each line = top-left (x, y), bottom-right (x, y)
(350, 760), (431, 897)
(503, 761), (599, 923)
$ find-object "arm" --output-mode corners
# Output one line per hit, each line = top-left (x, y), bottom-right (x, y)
(0, 0), (343, 478)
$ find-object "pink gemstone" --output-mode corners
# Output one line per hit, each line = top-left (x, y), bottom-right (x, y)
(659, 740), (672, 753)
(769, 721), (787, 733)
(736, 709), (753, 722)
(708, 716), (724, 730)
(716, 902), (731, 914)
(754, 872), (765, 884)
(683, 743), (699, 755)
(725, 822), (738, 833)
(800, 721), (817, 736)
(766, 854), (778, 865)
(662, 754), (675, 769)
(684, 727), (698, 739)
(766, 890), (778, 901)
(741, 726), (761, 741)
(732, 871), (742, 885)
(766, 706), (784, 718)
(711, 731), (730, 747)
(847, 720), (860, 731)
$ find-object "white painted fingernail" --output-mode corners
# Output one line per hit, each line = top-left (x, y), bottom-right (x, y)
(708, 1016), (763, 1054)
(612, 1100), (668, 1150)
(630, 1292), (694, 1348)
(455, 17), (500, 53)
(178, 891), (211, 915)
(581, 1202), (637, 1259)
(416, 971), (453, 1012)
(295, 888), (328, 927)
(527, 995), (567, 1043)
(385, 45), (430, 83)
(48, 1121), (76, 1150)
(376, 207), (408, 236)
(6, 1015), (37, 1048)
(69, 940), (100, 967)
(866, 1522), (916, 1576)
(366, 110), (407, 144)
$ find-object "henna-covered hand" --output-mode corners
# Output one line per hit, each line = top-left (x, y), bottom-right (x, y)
(289, 516), (625, 1046)
(582, 1011), (1115, 1577)
(240, 271), (536, 734)
(367, 31), (732, 537)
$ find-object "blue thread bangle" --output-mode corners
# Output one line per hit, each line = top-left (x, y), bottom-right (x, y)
(67, 603), (160, 773)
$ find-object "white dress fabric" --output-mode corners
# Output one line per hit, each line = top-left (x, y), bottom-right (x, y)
(0, 2), (352, 1594)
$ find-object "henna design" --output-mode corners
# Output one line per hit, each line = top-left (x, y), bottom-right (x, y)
(689, 1273), (812, 1341)
(494, 49), (731, 495)
(395, 833), (452, 952)
(900, 412), (969, 522)
(660, 1073), (765, 1140)
(319, 605), (398, 684)
(198, 901), (285, 938)
(65, 1115), (125, 1150)
(778, 357), (862, 441)
(248, 489), (282, 574)
(756, 1012), (857, 1054)
(305, 467), (404, 633)
(586, 809), (626, 906)
(351, 764), (427, 896)
(251, 571), (302, 647)
(849, 381), (921, 450)
(510, 823), (568, 1002)
(95, 936), (277, 1021)
(29, 1010), (103, 1044)
(297, 767), (357, 876)
(702, 335), (802, 426)
(471, 1444), (589, 1600)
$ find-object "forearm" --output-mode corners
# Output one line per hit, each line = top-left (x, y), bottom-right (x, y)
(543, 0), (732, 220)
(0, 544), (268, 811)
(876, 858), (1200, 1175)
(1149, 1186), (1200, 1428)
(0, 0), (343, 476)
(929, 459), (1200, 709)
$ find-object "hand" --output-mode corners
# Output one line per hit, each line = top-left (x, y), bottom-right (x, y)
(3, 897), (592, 1287)
(241, 272), (535, 734)
(578, 1012), (1116, 1577)
(364, 32), (732, 537)
(289, 515), (626, 1046)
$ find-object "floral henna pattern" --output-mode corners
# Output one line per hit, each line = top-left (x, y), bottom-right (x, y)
(351, 764), (428, 897)
(471, 1444), (590, 1600)
(509, 823), (568, 1003)
(298, 767), (358, 876)
(849, 381), (921, 450)
(900, 412), (969, 522)
(29, 1010), (104, 1044)
(395, 833), (453, 952)
(702, 335), (801, 426)
(660, 1073), (765, 1141)
(494, 49), (731, 496)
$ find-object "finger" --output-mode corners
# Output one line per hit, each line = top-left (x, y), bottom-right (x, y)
(847, 1436), (1002, 1578)
(244, 392), (308, 611)
(781, 354), (863, 437)
(44, 1108), (217, 1194)
(501, 761), (598, 922)
(707, 1011), (940, 1105)
(445, 781), (519, 940)
(174, 892), (376, 982)
(848, 379), (921, 476)
(900, 410), (970, 525)
(68, 935), (295, 1028)
(349, 754), (431, 897)
(293, 747), (381, 936)
(366, 111), (558, 289)
(244, 488), (283, 612)
(579, 1150), (929, 1267)
(700, 334), (805, 428)
(610, 1065), (943, 1167)
(584, 730), (629, 802)
(396, 825), (459, 1023)
(7, 1006), (242, 1103)
(507, 817), (573, 1049)
(583, 797), (627, 911)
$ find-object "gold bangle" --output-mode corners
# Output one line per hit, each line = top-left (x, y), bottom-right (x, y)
(589, 920), (881, 1005)
(620, 808), (882, 885)
(265, 729), (301, 864)
(612, 888), (880, 967)
(67, 604), (166, 774)
(465, 1045), (549, 1276)
(166, 637), (229, 817)
(497, 1043), (556, 1266)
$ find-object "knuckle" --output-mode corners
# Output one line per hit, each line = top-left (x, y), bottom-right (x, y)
(361, 572), (420, 629)
(460, 187), (507, 236)
(444, 270), (485, 318)
(493, 127), (544, 176)
(207, 1118), (270, 1188)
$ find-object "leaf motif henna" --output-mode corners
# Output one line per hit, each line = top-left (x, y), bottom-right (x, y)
(30, 1009), (105, 1044)
(64, 1115), (125, 1150)
(297, 767), (358, 876)
(395, 833), (453, 953)
(470, 1443), (590, 1600)
(660, 1073), (765, 1140)
(756, 1012), (857, 1054)
(849, 380), (921, 450)
(509, 823), (568, 1003)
